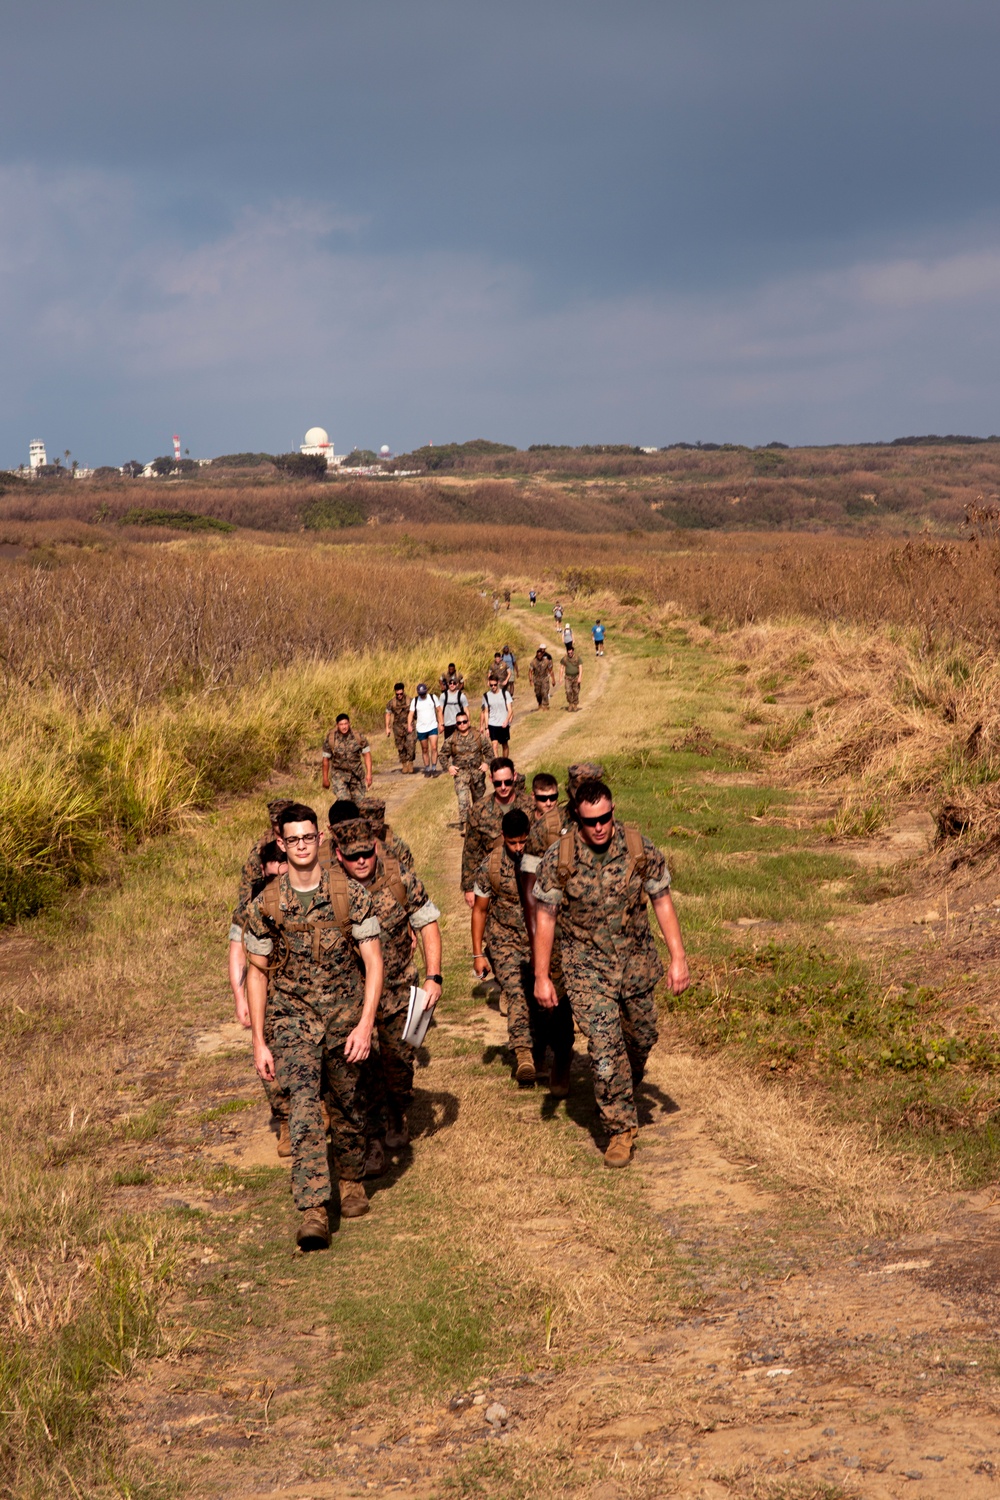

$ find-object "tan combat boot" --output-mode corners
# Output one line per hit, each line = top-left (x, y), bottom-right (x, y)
(296, 1205), (330, 1250)
(276, 1119), (292, 1158)
(385, 1113), (410, 1149)
(548, 1053), (573, 1099)
(514, 1050), (536, 1084)
(364, 1138), (386, 1178)
(339, 1179), (370, 1218)
(603, 1129), (637, 1169)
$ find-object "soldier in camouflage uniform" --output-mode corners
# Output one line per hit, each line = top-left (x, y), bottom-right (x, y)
(384, 683), (416, 773)
(333, 818), (442, 1170)
(461, 757), (533, 910)
(322, 713), (372, 800)
(229, 839), (293, 1156)
(559, 642), (583, 711)
(244, 802), (384, 1248)
(527, 646), (556, 710)
(439, 707), (492, 834)
(533, 777), (690, 1169)
(356, 794), (415, 873)
(472, 809), (574, 1087)
(236, 798), (294, 909)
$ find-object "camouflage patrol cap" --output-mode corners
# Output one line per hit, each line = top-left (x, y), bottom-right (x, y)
(358, 795), (387, 820)
(566, 762), (605, 796)
(332, 818), (376, 856)
(266, 797), (294, 820)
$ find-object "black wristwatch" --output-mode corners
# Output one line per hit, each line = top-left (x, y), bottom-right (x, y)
(425, 974), (443, 984)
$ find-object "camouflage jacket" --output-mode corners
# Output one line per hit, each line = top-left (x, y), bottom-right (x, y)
(440, 727), (492, 774)
(473, 846), (528, 948)
(533, 821), (671, 998)
(461, 789), (533, 891)
(242, 870), (380, 1036)
(385, 697), (411, 733)
(520, 803), (564, 875)
(236, 829), (271, 910)
(322, 727), (370, 776)
(366, 856), (440, 991)
(527, 655), (555, 687)
(381, 824), (415, 875)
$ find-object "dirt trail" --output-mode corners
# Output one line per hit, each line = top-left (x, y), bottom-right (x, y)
(122, 620), (1000, 1500)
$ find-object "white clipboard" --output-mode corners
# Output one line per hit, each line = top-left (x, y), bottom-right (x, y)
(401, 985), (434, 1048)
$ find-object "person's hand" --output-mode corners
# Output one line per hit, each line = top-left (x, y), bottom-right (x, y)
(344, 1022), (373, 1063)
(423, 978), (443, 1010)
(365, 772), (373, 788)
(534, 974), (559, 1009)
(667, 955), (690, 996)
(385, 728), (392, 738)
(473, 956), (490, 979)
(253, 1040), (275, 1081)
(449, 766), (457, 777)
(234, 992), (251, 1028)
(464, 890), (476, 909)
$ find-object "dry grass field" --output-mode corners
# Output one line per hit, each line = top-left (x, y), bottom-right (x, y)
(6, 520), (1000, 1497)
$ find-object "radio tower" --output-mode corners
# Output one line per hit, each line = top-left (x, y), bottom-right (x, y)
(173, 434), (181, 464)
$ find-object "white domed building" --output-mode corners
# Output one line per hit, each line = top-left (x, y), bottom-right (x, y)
(299, 426), (345, 468)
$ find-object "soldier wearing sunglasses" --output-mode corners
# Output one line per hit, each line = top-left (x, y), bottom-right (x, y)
(531, 778), (690, 1169)
(460, 756), (533, 914)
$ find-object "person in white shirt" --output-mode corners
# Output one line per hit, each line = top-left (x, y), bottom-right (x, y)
(480, 674), (514, 756)
(408, 682), (443, 776)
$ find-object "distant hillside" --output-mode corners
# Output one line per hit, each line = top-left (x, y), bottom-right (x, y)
(1, 439), (998, 536)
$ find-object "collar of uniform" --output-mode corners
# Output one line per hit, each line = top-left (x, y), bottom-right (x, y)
(573, 820), (624, 866)
(278, 868), (330, 909)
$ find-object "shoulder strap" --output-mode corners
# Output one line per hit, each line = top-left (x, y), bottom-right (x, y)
(381, 852), (406, 908)
(327, 865), (354, 936)
(488, 839), (505, 896)
(623, 823), (647, 885)
(261, 876), (282, 926)
(556, 828), (576, 886)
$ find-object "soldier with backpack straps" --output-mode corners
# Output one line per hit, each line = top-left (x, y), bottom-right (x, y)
(532, 777), (690, 1169)
(327, 814), (442, 1175)
(242, 802), (384, 1250)
(471, 809), (573, 1090)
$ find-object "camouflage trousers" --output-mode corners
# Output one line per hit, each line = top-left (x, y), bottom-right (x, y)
(564, 677), (580, 707)
(393, 727), (416, 771)
(259, 1007), (289, 1121)
(363, 982), (416, 1137)
(533, 682), (551, 707)
(328, 770), (366, 803)
(489, 943), (574, 1061)
(270, 1013), (366, 1208)
(453, 769), (486, 829)
(564, 980), (657, 1135)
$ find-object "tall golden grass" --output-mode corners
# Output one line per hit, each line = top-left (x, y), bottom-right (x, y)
(0, 544), (495, 919)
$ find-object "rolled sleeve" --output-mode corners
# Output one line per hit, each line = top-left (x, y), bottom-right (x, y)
(359, 742), (371, 754)
(520, 853), (541, 875)
(644, 870), (672, 897)
(352, 916), (381, 942)
(409, 899), (440, 930)
(533, 882), (563, 908)
(228, 921), (244, 944)
(472, 884), (491, 901)
(322, 748), (332, 759)
(641, 839), (671, 897)
(243, 930), (273, 956)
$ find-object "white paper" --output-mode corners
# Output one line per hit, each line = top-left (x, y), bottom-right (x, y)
(401, 984), (434, 1048)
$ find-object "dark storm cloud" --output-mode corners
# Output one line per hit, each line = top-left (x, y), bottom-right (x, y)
(2, 1), (999, 462)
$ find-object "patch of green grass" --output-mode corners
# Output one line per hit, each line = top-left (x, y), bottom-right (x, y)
(120, 1102), (173, 1140)
(113, 1166), (153, 1187)
(198, 1097), (257, 1123)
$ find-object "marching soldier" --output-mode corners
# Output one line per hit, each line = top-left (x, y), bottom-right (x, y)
(439, 708), (493, 834)
(559, 642), (583, 711)
(472, 809), (574, 1089)
(461, 757), (533, 911)
(236, 798), (293, 908)
(243, 802), (383, 1248)
(322, 714), (372, 800)
(385, 683), (416, 773)
(527, 646), (556, 710)
(532, 777), (690, 1169)
(331, 817), (442, 1171)
(229, 838), (292, 1158)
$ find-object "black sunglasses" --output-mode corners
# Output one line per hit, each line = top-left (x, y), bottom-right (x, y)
(492, 777), (514, 788)
(579, 808), (614, 828)
(534, 791), (558, 802)
(342, 846), (376, 861)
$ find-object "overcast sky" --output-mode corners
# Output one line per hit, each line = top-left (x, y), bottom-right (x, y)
(3, 0), (1000, 465)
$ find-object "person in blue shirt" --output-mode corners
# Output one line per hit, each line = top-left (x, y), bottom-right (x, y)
(591, 620), (605, 657)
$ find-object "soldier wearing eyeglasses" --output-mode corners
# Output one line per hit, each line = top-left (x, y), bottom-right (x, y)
(531, 778), (690, 1169)
(242, 802), (383, 1249)
(460, 756), (533, 911)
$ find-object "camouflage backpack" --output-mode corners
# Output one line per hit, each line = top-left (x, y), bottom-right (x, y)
(318, 838), (407, 907)
(259, 869), (353, 972)
(555, 823), (647, 887)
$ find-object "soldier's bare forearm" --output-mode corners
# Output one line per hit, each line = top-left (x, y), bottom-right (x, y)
(532, 903), (556, 979)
